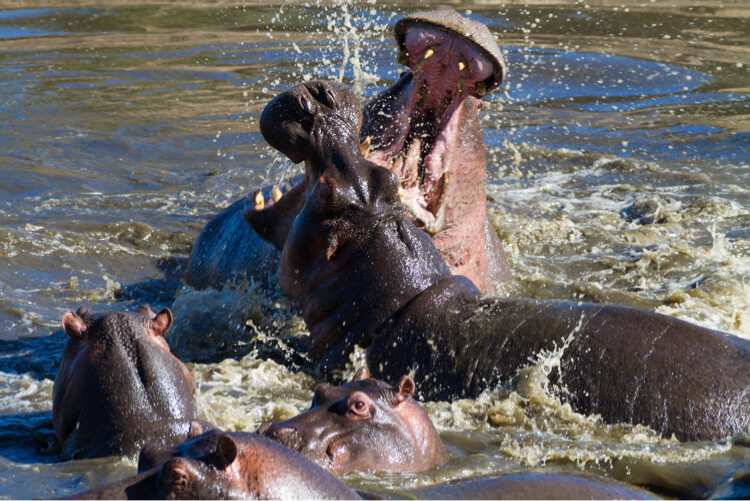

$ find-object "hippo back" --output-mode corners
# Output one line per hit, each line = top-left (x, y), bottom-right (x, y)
(186, 195), (279, 290)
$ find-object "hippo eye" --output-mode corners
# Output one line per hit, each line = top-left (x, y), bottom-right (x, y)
(347, 399), (370, 419)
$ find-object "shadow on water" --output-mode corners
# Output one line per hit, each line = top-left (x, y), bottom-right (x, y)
(0, 411), (59, 464)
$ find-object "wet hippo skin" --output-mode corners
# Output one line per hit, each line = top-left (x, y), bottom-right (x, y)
(259, 367), (448, 476)
(135, 429), (360, 499)
(68, 454), (244, 500)
(398, 472), (657, 500)
(53, 306), (209, 459)
(254, 80), (750, 443)
(186, 9), (509, 295)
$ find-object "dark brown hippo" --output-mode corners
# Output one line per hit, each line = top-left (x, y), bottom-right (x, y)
(186, 9), (509, 295)
(53, 306), (209, 459)
(258, 367), (448, 476)
(134, 429), (359, 499)
(247, 80), (750, 442)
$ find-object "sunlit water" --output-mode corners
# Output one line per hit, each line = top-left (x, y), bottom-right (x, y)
(0, 0), (748, 498)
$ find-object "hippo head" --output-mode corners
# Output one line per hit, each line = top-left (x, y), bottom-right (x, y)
(156, 450), (246, 500)
(259, 80), (362, 166)
(149, 432), (248, 499)
(362, 9), (508, 292)
(139, 429), (360, 499)
(247, 82), (450, 364)
(244, 80), (366, 250)
(53, 305), (199, 458)
(259, 368), (449, 476)
(246, 10), (509, 294)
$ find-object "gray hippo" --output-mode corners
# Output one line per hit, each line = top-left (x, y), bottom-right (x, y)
(186, 9), (509, 295)
(258, 367), (449, 475)
(246, 80), (750, 442)
(53, 306), (209, 459)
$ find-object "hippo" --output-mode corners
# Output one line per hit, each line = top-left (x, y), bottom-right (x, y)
(259, 367), (448, 476)
(72, 433), (655, 501)
(246, 80), (750, 442)
(186, 9), (509, 295)
(69, 454), (244, 500)
(134, 429), (359, 499)
(399, 472), (657, 500)
(53, 306), (209, 459)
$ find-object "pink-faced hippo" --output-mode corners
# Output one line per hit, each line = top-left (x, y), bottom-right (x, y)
(53, 306), (209, 459)
(69, 454), (244, 500)
(249, 79), (750, 442)
(258, 367), (448, 476)
(186, 9), (509, 295)
(134, 429), (359, 499)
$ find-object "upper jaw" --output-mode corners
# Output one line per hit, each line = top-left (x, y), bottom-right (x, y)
(363, 66), (486, 234)
(361, 12), (504, 234)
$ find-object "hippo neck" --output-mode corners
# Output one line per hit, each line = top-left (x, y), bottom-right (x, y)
(289, 211), (451, 364)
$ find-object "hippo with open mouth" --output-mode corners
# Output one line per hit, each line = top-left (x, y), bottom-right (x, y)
(186, 9), (509, 295)
(250, 79), (750, 442)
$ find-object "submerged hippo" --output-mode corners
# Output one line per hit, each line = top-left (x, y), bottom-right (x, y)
(247, 80), (750, 442)
(259, 367), (448, 475)
(53, 306), (208, 459)
(400, 472), (656, 500)
(135, 429), (358, 499)
(186, 9), (509, 295)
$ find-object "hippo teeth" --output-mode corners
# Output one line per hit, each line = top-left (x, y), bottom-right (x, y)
(253, 190), (265, 210)
(252, 183), (293, 211)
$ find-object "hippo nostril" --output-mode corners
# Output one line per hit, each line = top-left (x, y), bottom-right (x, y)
(299, 95), (316, 115)
(265, 425), (302, 450)
(326, 89), (337, 108)
(273, 426), (296, 437)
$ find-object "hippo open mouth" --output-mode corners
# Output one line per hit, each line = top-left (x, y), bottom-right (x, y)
(235, 10), (508, 296)
(362, 10), (506, 234)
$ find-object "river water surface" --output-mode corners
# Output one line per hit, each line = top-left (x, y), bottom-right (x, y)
(0, 0), (748, 498)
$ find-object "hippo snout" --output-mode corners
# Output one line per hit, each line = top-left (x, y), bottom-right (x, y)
(259, 423), (303, 451)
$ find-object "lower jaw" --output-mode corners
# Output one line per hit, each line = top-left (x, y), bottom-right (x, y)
(365, 94), (483, 234)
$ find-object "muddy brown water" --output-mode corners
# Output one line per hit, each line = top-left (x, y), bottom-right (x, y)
(0, 0), (748, 498)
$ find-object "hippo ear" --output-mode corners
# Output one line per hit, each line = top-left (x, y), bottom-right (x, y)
(212, 434), (239, 471)
(61, 311), (87, 340)
(396, 375), (416, 403)
(75, 306), (91, 317)
(352, 367), (370, 381)
(150, 308), (173, 337)
(159, 458), (193, 498)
